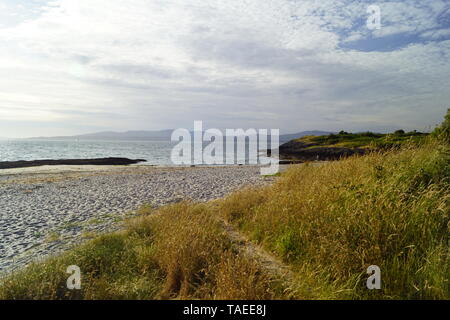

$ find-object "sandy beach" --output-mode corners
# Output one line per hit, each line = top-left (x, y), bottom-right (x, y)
(0, 165), (275, 274)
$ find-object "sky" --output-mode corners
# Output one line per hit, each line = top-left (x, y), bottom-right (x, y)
(0, 0), (449, 138)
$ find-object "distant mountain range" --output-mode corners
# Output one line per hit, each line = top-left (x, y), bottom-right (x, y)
(28, 130), (175, 141)
(26, 130), (333, 142)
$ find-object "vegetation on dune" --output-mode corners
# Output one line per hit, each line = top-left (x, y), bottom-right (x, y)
(0, 203), (276, 300)
(297, 130), (428, 150)
(0, 112), (449, 300)
(221, 140), (449, 299)
(279, 129), (429, 162)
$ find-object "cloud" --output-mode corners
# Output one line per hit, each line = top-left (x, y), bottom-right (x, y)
(0, 0), (449, 137)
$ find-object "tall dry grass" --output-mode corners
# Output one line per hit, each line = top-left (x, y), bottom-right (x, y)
(219, 140), (449, 299)
(0, 202), (277, 300)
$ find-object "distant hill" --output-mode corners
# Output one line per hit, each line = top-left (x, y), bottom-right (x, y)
(26, 130), (333, 142)
(27, 130), (175, 141)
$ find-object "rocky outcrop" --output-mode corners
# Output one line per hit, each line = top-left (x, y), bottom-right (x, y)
(279, 140), (367, 161)
(0, 157), (147, 169)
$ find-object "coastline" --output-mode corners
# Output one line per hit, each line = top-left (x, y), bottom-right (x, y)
(0, 164), (276, 275)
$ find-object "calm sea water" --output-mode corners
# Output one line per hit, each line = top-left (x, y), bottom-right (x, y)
(0, 139), (268, 166)
(0, 140), (176, 165)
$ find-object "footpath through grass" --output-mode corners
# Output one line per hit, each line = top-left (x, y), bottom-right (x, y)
(0, 131), (448, 299)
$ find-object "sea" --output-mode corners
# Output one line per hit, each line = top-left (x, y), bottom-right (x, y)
(0, 139), (271, 166)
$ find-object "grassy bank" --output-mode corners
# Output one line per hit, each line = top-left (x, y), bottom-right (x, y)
(221, 140), (449, 299)
(296, 130), (428, 150)
(1, 137), (448, 299)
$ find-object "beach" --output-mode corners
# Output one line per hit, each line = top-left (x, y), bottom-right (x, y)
(0, 165), (274, 274)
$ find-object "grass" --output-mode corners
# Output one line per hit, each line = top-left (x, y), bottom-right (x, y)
(297, 131), (428, 149)
(0, 203), (275, 300)
(220, 139), (449, 299)
(0, 137), (448, 300)
(45, 232), (61, 243)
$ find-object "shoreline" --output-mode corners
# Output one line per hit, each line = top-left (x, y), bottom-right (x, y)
(0, 162), (280, 176)
(0, 164), (277, 275)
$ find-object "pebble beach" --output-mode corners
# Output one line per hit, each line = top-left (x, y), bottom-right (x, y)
(0, 165), (273, 274)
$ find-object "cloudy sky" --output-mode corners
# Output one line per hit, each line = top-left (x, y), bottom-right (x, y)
(0, 0), (449, 138)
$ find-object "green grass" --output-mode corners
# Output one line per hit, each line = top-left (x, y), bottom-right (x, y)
(1, 136), (448, 300)
(297, 131), (428, 149)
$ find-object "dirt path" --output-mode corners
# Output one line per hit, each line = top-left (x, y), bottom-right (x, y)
(221, 220), (295, 286)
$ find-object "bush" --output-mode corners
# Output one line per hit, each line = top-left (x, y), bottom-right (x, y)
(432, 109), (450, 143)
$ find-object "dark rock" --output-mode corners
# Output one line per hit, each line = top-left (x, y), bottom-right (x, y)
(0, 158), (147, 170)
(278, 160), (304, 165)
